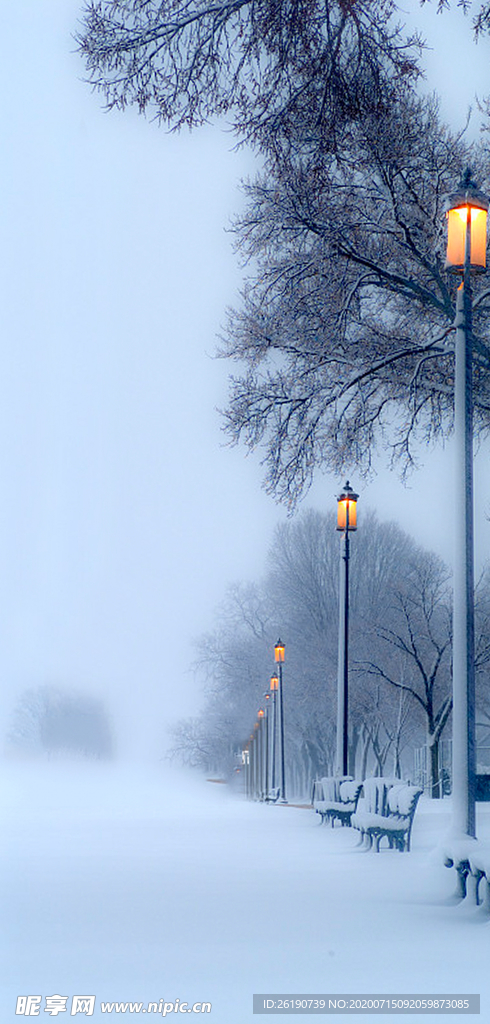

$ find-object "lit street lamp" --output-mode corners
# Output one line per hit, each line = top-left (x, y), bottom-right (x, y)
(263, 692), (271, 801)
(336, 481), (358, 777)
(446, 170), (489, 838)
(257, 708), (265, 799)
(274, 640), (287, 802)
(241, 744), (249, 798)
(252, 722), (259, 799)
(270, 672), (279, 795)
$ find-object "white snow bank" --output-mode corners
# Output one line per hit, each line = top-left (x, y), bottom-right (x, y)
(0, 762), (489, 1022)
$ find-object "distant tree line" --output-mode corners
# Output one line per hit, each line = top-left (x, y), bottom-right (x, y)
(169, 510), (490, 797)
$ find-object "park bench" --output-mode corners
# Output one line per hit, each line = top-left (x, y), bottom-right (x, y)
(443, 838), (490, 910)
(267, 787), (280, 803)
(313, 776), (362, 827)
(350, 778), (423, 852)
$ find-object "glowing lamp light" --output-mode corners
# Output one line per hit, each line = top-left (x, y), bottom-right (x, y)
(258, 708), (264, 718)
(445, 173), (489, 274)
(337, 481), (359, 532)
(270, 673), (279, 692)
(274, 640), (285, 663)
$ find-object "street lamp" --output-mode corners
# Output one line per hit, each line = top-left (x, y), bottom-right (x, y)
(274, 640), (287, 802)
(336, 481), (359, 777)
(257, 709), (265, 799)
(446, 170), (489, 838)
(263, 693), (271, 801)
(270, 672), (279, 795)
(252, 722), (260, 799)
(242, 743), (250, 799)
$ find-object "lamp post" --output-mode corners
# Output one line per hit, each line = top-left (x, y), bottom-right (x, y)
(242, 744), (250, 798)
(446, 170), (489, 838)
(263, 693), (271, 800)
(270, 672), (279, 794)
(257, 708), (265, 799)
(252, 722), (259, 799)
(274, 640), (287, 802)
(335, 481), (359, 777)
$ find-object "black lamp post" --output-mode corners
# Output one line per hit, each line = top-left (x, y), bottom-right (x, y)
(257, 708), (265, 799)
(335, 482), (358, 777)
(270, 672), (279, 794)
(274, 640), (287, 802)
(252, 723), (259, 799)
(264, 692), (271, 800)
(446, 171), (489, 837)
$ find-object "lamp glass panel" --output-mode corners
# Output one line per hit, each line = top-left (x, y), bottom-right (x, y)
(337, 498), (357, 531)
(446, 208), (466, 268)
(446, 206), (487, 269)
(470, 207), (487, 268)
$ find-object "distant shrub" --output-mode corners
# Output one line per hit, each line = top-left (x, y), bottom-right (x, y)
(7, 685), (113, 759)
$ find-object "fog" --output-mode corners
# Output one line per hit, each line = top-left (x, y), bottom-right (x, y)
(2, 3), (490, 1022)
(1, 3), (489, 755)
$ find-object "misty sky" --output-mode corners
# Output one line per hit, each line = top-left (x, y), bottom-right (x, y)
(1, 1), (490, 758)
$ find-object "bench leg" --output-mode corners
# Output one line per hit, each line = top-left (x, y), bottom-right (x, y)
(453, 861), (470, 900)
(479, 877), (490, 914)
(467, 870), (483, 906)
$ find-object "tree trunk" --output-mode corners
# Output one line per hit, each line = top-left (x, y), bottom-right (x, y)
(360, 726), (371, 780)
(429, 734), (441, 799)
(349, 723), (360, 777)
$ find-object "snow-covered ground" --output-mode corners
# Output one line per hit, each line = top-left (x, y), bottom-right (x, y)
(1, 761), (488, 1023)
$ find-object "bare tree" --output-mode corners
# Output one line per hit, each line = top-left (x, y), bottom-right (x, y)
(7, 685), (114, 760)
(77, 1), (422, 162)
(221, 92), (490, 505)
(77, 3), (490, 509)
(170, 508), (451, 791)
(361, 557), (453, 796)
(424, 1), (490, 37)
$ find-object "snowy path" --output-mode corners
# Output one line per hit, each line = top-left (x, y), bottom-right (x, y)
(1, 762), (488, 1022)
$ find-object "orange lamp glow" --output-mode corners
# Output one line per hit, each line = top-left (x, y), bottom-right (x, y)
(270, 673), (279, 692)
(445, 174), (488, 273)
(258, 708), (264, 718)
(274, 640), (285, 663)
(337, 481), (359, 532)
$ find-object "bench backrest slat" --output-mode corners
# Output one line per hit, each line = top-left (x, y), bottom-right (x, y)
(319, 775), (353, 802)
(339, 780), (362, 803)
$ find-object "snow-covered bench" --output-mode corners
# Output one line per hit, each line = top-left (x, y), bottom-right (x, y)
(313, 777), (363, 827)
(443, 838), (490, 910)
(351, 778), (423, 852)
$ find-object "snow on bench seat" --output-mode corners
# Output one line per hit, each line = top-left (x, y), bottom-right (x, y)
(351, 779), (423, 852)
(316, 780), (363, 827)
(312, 776), (358, 826)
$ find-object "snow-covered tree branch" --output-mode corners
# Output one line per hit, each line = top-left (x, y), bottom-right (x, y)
(220, 93), (490, 504)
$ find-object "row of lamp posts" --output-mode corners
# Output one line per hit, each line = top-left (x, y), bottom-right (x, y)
(242, 175), (487, 840)
(243, 641), (287, 802)
(242, 480), (359, 802)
